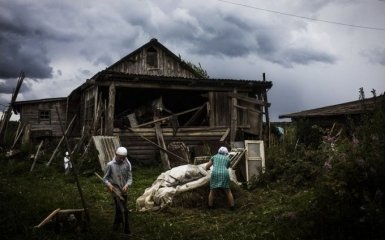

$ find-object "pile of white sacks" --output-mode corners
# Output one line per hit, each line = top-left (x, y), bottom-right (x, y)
(136, 163), (240, 211)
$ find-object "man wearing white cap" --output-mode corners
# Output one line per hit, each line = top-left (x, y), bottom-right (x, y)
(103, 146), (132, 234)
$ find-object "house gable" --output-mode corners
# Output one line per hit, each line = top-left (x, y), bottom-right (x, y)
(106, 38), (201, 78)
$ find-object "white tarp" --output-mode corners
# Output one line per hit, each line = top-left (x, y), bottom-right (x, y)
(136, 164), (209, 211)
(136, 163), (241, 211)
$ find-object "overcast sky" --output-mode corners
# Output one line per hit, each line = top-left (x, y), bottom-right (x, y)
(1, 0), (384, 121)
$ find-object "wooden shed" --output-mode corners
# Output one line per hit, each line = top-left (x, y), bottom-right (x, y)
(279, 95), (384, 125)
(12, 97), (68, 140)
(14, 38), (273, 164)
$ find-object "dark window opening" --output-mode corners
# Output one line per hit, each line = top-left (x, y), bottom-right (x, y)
(146, 47), (158, 68)
(113, 88), (209, 128)
(38, 110), (51, 123)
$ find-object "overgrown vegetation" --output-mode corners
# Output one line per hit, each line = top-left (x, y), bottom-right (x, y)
(0, 94), (384, 240)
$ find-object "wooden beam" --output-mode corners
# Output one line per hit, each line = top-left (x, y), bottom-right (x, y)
(154, 122), (170, 170)
(30, 140), (44, 172)
(209, 92), (215, 127)
(220, 128), (230, 142)
(55, 107), (90, 223)
(134, 104), (205, 128)
(34, 208), (61, 228)
(234, 104), (261, 113)
(183, 102), (208, 126)
(263, 73), (270, 146)
(228, 92), (270, 107)
(230, 88), (238, 142)
(0, 72), (24, 145)
(106, 83), (115, 135)
(46, 115), (77, 166)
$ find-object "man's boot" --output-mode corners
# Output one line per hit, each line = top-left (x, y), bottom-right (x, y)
(123, 212), (131, 234)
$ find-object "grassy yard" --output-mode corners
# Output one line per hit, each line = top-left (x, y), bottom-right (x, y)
(0, 158), (312, 240)
(1, 102), (384, 239)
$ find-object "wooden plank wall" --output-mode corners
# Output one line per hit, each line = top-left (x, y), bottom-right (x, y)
(108, 47), (197, 78)
(20, 101), (67, 137)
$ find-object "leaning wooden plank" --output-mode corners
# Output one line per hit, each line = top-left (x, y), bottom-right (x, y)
(228, 92), (271, 107)
(34, 208), (61, 228)
(94, 172), (124, 201)
(134, 104), (205, 128)
(220, 128), (230, 142)
(155, 122), (170, 170)
(183, 102), (208, 126)
(55, 107), (90, 223)
(58, 209), (84, 213)
(46, 115), (77, 166)
(11, 123), (24, 150)
(0, 72), (24, 145)
(30, 140), (44, 172)
(92, 136), (120, 171)
(230, 149), (246, 168)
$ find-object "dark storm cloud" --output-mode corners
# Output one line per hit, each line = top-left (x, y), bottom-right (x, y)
(0, 0), (85, 81)
(152, 7), (337, 68)
(0, 35), (53, 79)
(0, 2), (54, 79)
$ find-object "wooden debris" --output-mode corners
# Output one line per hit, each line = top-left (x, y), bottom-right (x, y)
(34, 208), (86, 233)
(92, 135), (120, 171)
(167, 142), (190, 168)
(34, 208), (61, 228)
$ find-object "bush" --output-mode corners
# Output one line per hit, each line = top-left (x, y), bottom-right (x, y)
(303, 96), (385, 240)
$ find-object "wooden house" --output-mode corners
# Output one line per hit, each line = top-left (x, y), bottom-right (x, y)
(14, 38), (272, 164)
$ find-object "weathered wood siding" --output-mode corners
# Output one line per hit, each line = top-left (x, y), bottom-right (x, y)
(108, 46), (198, 78)
(210, 92), (231, 127)
(19, 101), (67, 137)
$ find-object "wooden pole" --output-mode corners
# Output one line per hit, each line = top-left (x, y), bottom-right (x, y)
(94, 172), (124, 201)
(106, 83), (115, 135)
(46, 115), (77, 166)
(34, 208), (61, 228)
(263, 73), (271, 147)
(55, 107), (90, 223)
(30, 140), (44, 172)
(11, 122), (24, 150)
(134, 104), (205, 128)
(0, 72), (24, 145)
(230, 88), (238, 142)
(154, 122), (170, 170)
